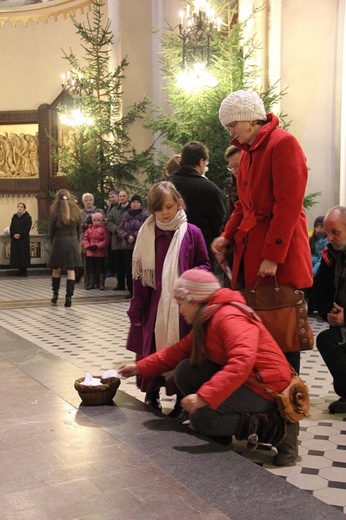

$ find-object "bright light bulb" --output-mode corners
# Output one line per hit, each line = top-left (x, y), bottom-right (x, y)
(59, 108), (93, 127)
(176, 63), (218, 92)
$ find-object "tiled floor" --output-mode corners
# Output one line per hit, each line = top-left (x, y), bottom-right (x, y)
(1, 274), (346, 514)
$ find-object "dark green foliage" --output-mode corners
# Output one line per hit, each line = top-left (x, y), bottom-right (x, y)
(54, 1), (159, 207)
(303, 191), (322, 210)
(146, 2), (288, 191)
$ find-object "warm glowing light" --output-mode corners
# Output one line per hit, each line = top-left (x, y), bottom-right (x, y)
(176, 63), (218, 92)
(60, 108), (93, 127)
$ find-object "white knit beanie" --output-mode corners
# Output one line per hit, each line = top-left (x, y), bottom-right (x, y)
(219, 90), (266, 128)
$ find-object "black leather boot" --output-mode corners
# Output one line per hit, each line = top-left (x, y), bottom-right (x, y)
(51, 277), (61, 305)
(65, 280), (75, 308)
(236, 411), (287, 450)
(144, 391), (162, 412)
(273, 422), (299, 466)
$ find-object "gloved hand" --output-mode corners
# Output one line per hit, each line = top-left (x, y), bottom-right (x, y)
(87, 245), (98, 251)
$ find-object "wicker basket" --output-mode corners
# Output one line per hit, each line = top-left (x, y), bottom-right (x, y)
(74, 376), (121, 406)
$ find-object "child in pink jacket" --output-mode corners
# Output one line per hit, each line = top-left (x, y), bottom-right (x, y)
(83, 212), (110, 290)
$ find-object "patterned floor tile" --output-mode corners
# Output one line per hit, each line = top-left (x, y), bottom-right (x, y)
(0, 275), (345, 513)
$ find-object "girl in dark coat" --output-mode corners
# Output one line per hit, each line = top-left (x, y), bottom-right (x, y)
(9, 202), (32, 276)
(48, 189), (83, 307)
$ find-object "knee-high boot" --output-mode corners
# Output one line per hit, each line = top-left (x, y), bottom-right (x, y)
(273, 422), (299, 466)
(236, 411), (298, 466)
(236, 411), (287, 450)
(65, 280), (75, 308)
(51, 277), (61, 305)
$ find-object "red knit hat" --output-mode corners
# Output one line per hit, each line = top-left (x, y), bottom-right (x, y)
(173, 269), (221, 302)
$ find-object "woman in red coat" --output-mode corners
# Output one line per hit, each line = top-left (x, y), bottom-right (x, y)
(119, 269), (298, 467)
(212, 90), (313, 372)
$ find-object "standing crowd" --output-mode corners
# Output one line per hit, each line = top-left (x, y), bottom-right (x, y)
(7, 89), (346, 465)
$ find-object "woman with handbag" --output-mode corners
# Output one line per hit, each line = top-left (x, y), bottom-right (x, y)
(211, 90), (313, 372)
(119, 269), (302, 466)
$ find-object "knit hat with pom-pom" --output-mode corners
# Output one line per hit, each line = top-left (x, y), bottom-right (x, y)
(173, 269), (221, 303)
(219, 90), (266, 128)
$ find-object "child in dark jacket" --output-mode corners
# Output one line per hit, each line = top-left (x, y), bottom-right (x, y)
(83, 212), (110, 290)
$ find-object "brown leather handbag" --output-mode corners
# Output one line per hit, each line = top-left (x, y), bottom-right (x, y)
(249, 368), (311, 423)
(240, 278), (314, 353)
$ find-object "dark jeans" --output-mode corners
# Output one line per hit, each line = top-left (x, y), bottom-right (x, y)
(316, 327), (346, 397)
(83, 253), (101, 287)
(89, 257), (106, 276)
(174, 358), (276, 437)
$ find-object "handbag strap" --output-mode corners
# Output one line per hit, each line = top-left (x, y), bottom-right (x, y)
(252, 275), (279, 292)
(228, 300), (262, 322)
(247, 365), (297, 400)
(228, 301), (296, 399)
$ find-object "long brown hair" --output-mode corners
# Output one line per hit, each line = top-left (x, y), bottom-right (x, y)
(50, 189), (81, 227)
(190, 303), (208, 366)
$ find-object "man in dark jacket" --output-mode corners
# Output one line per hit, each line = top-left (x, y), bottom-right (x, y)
(106, 189), (130, 290)
(314, 206), (346, 414)
(170, 141), (225, 270)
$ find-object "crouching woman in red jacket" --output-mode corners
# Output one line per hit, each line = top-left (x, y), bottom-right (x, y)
(119, 269), (298, 466)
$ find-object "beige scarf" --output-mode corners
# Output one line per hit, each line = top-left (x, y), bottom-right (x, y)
(132, 209), (188, 353)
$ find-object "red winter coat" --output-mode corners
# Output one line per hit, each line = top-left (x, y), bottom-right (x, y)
(137, 288), (292, 410)
(83, 223), (110, 258)
(222, 114), (312, 290)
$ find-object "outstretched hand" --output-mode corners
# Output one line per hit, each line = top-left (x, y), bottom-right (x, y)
(118, 364), (139, 378)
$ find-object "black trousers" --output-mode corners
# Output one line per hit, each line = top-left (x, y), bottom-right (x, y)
(113, 250), (126, 288)
(174, 358), (276, 437)
(316, 327), (346, 397)
(123, 249), (133, 295)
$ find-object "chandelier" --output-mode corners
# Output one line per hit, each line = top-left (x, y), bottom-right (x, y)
(59, 70), (93, 127)
(177, 1), (221, 92)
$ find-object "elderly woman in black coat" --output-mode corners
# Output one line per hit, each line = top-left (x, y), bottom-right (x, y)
(10, 202), (32, 276)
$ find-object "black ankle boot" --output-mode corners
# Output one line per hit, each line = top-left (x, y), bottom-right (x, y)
(144, 391), (162, 412)
(167, 396), (189, 421)
(51, 277), (61, 305)
(273, 422), (299, 466)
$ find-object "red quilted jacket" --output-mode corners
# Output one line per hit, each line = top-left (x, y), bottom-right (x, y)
(137, 288), (292, 409)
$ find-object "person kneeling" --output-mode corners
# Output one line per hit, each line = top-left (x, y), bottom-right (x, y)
(119, 269), (299, 466)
